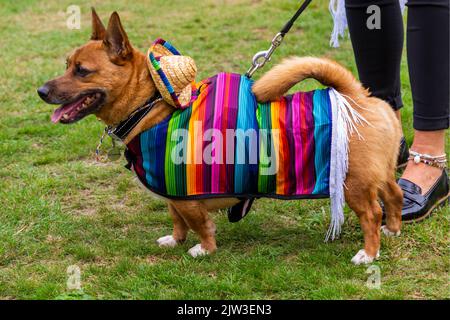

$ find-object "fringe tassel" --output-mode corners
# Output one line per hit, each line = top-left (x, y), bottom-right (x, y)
(329, 0), (347, 48)
(326, 88), (370, 241)
(400, 0), (408, 13)
(329, 0), (408, 48)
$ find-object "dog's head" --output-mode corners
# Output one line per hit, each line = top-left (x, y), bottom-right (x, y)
(37, 9), (153, 125)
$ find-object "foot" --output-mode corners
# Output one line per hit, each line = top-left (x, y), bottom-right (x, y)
(397, 132), (449, 222)
(383, 131), (448, 223)
(188, 244), (209, 257)
(401, 161), (444, 195)
(398, 170), (449, 222)
(401, 131), (446, 195)
(351, 249), (380, 265)
(381, 225), (401, 237)
(156, 235), (178, 248)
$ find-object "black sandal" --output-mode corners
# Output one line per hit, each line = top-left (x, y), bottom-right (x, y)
(398, 170), (449, 222)
(398, 151), (449, 222)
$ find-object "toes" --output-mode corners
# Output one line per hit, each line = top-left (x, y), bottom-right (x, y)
(188, 244), (209, 257)
(156, 235), (178, 248)
(351, 249), (379, 265)
(381, 226), (401, 237)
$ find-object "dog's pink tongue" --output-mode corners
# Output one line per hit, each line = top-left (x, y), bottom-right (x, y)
(51, 97), (85, 123)
(51, 106), (65, 123)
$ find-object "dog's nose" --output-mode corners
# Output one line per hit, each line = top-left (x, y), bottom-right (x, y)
(37, 85), (50, 100)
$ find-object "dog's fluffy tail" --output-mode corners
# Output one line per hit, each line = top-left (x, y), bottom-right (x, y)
(252, 56), (368, 102)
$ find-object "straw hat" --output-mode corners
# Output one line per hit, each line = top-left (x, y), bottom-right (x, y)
(147, 38), (197, 108)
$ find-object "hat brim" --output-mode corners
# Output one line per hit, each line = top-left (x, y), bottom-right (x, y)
(147, 38), (195, 109)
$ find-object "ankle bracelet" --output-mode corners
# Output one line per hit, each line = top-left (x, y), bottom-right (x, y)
(408, 150), (447, 169)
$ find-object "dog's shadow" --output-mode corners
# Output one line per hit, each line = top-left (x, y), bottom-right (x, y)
(209, 203), (360, 257)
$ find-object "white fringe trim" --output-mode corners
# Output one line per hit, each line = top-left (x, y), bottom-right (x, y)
(329, 0), (347, 48)
(329, 0), (408, 48)
(400, 0), (408, 13)
(326, 88), (370, 241)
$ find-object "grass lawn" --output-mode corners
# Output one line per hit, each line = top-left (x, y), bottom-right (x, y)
(0, 0), (448, 300)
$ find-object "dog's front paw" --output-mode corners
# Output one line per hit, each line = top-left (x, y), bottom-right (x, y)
(188, 244), (209, 257)
(381, 225), (401, 237)
(351, 249), (380, 265)
(157, 235), (178, 248)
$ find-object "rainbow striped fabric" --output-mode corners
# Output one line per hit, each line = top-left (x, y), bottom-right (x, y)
(126, 73), (332, 200)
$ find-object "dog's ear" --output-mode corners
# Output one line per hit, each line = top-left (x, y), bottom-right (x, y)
(103, 12), (133, 64)
(91, 8), (106, 40)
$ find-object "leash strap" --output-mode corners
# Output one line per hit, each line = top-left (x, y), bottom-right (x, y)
(240, 0), (313, 222)
(246, 0), (313, 78)
(280, 0), (313, 35)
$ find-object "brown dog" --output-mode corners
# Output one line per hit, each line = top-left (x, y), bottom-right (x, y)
(37, 9), (403, 264)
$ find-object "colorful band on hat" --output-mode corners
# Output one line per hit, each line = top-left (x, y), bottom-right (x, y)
(148, 38), (193, 109)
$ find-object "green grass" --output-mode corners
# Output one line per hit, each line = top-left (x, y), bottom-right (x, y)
(0, 0), (448, 300)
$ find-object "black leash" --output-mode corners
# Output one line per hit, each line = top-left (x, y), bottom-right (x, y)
(245, 0), (313, 78)
(235, 0), (313, 222)
(280, 0), (313, 36)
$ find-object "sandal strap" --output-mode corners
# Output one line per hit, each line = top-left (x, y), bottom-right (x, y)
(398, 179), (426, 206)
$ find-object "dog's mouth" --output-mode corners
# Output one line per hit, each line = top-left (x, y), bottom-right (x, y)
(51, 91), (105, 124)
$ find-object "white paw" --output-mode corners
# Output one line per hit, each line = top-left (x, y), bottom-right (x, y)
(381, 226), (401, 237)
(156, 235), (178, 248)
(351, 249), (380, 265)
(188, 244), (209, 257)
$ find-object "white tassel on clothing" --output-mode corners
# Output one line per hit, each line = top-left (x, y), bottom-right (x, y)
(329, 0), (348, 48)
(329, 0), (408, 48)
(326, 88), (370, 241)
(400, 0), (408, 13)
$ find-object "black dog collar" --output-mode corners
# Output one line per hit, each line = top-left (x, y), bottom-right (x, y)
(108, 93), (162, 141)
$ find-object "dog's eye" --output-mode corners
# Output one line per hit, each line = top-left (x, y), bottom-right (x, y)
(75, 64), (92, 77)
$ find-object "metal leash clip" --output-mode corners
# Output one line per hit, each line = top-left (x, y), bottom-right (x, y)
(246, 32), (284, 78)
(95, 127), (108, 162)
(244, 0), (313, 78)
(95, 126), (122, 162)
(106, 125), (120, 141)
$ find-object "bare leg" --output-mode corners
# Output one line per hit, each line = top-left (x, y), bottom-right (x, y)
(401, 130), (446, 194)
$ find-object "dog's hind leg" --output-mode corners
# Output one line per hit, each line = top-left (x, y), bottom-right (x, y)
(156, 203), (190, 248)
(379, 179), (403, 237)
(346, 187), (383, 265)
(171, 200), (217, 257)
